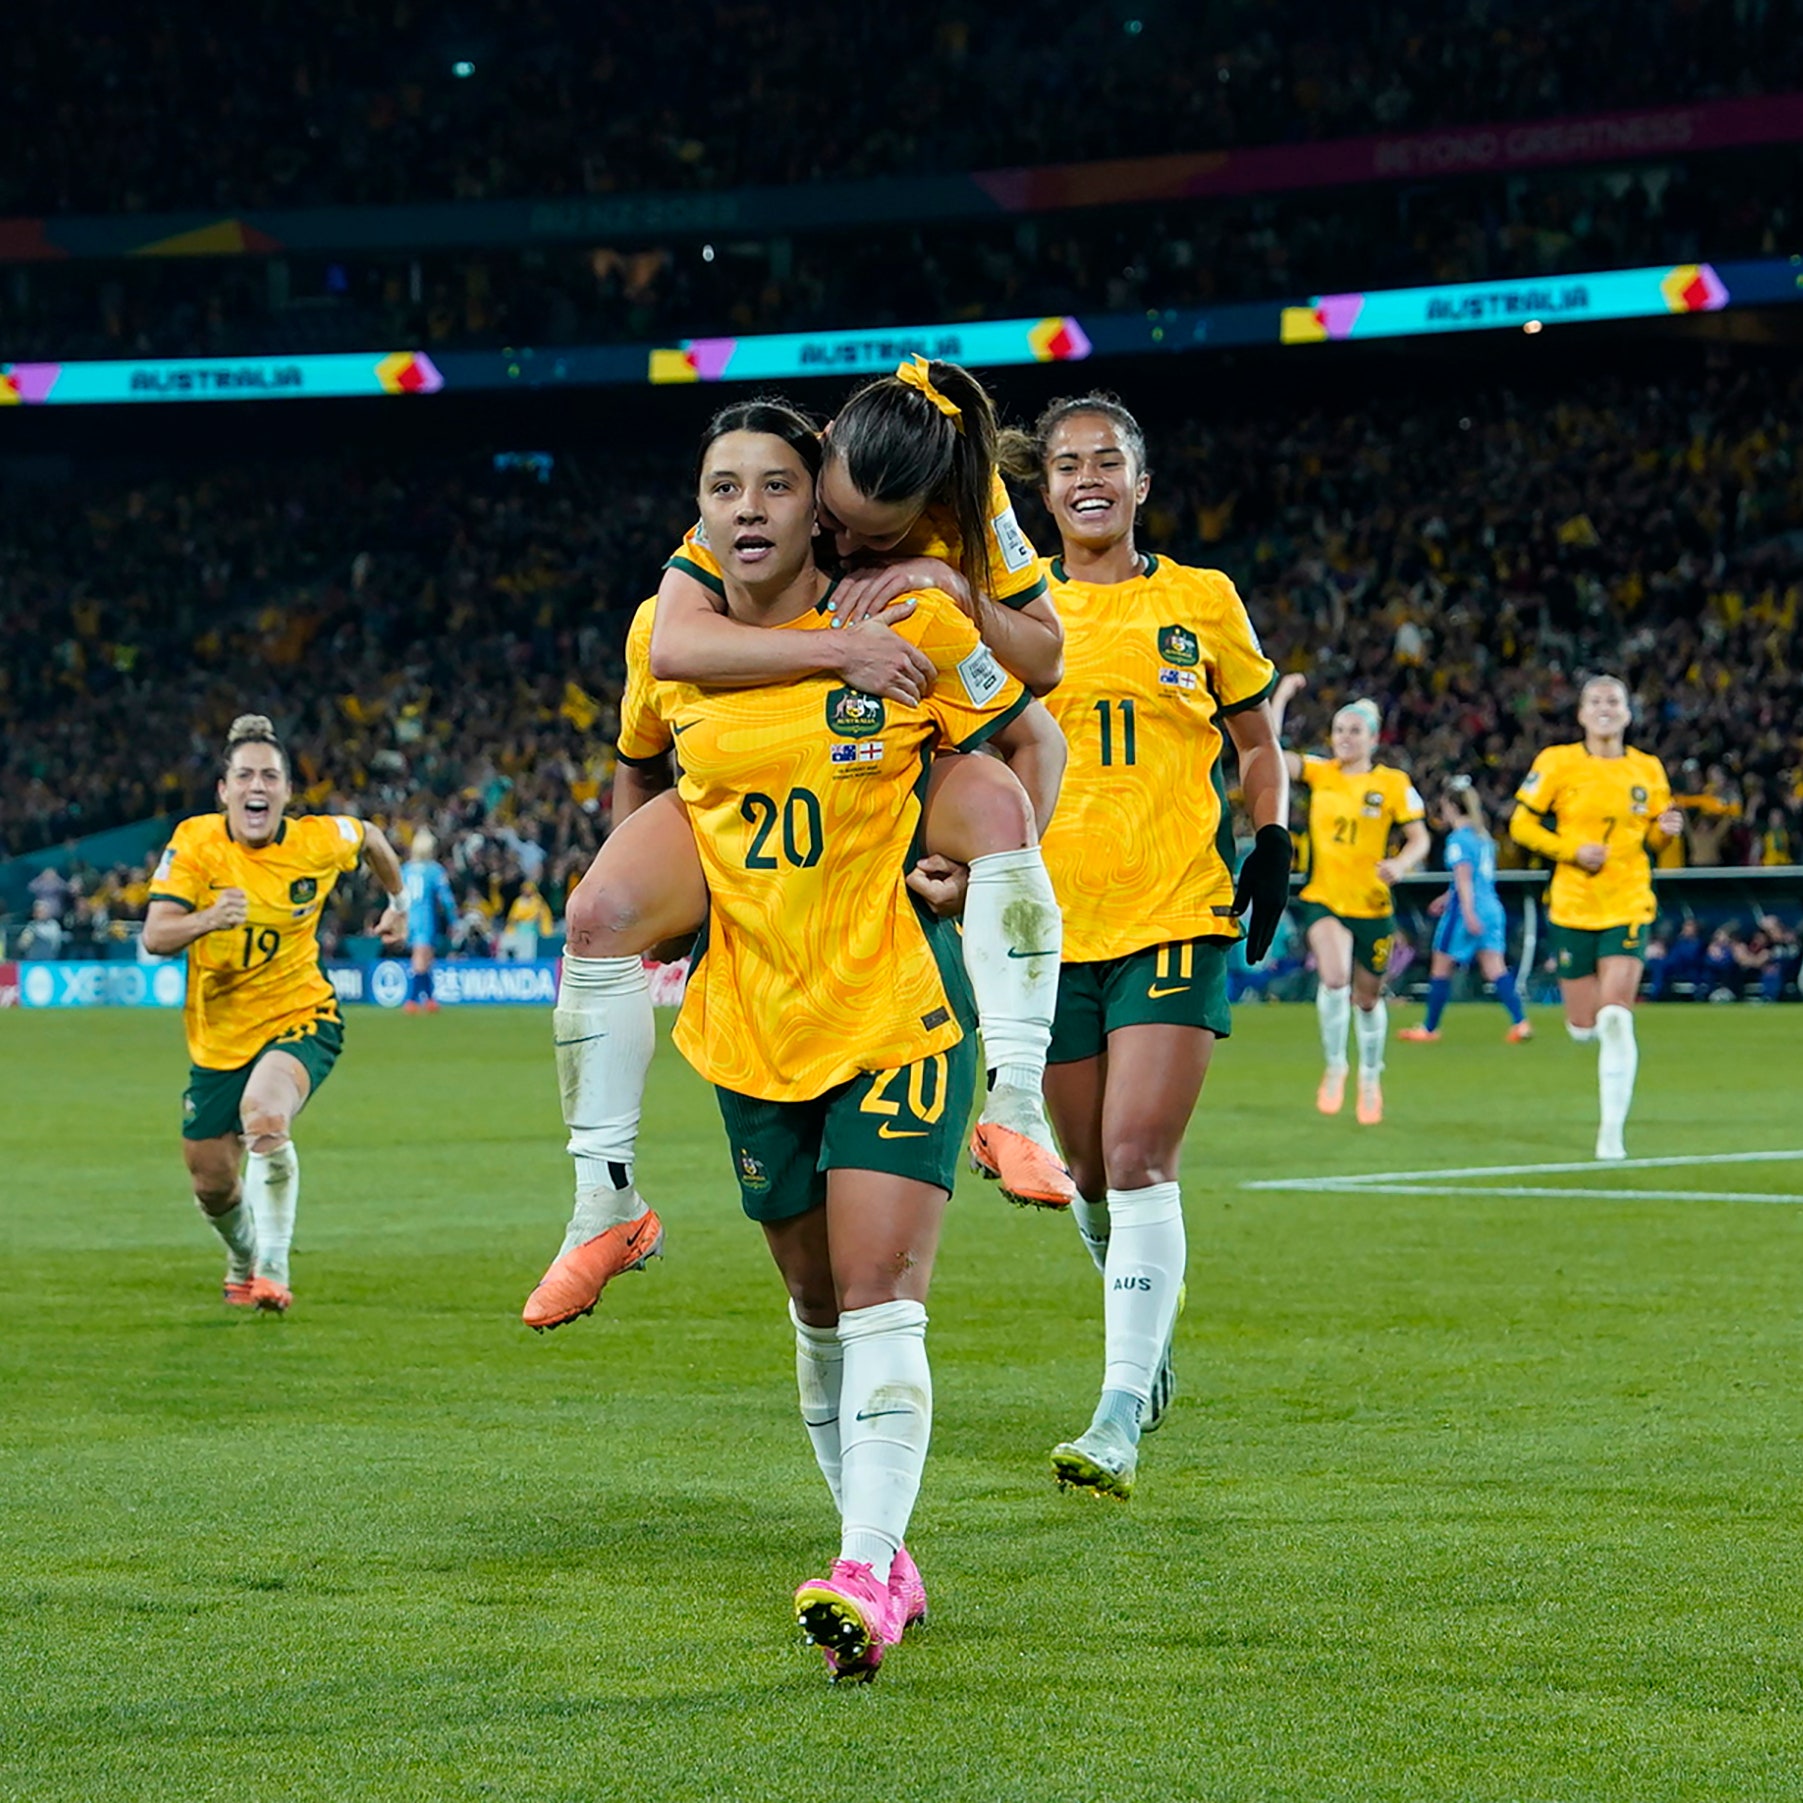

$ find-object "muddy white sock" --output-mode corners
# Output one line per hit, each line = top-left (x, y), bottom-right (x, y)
(244, 1142), (298, 1285)
(963, 848), (1060, 1092)
(836, 1299), (932, 1584)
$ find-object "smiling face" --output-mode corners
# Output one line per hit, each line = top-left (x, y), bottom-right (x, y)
(1331, 708), (1375, 767)
(814, 452), (923, 561)
(1578, 677), (1630, 742)
(218, 741), (290, 846)
(697, 430), (819, 591)
(1042, 411), (1149, 553)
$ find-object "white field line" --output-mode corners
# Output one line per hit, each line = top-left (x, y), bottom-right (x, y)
(1320, 1183), (1803, 1206)
(1242, 1148), (1803, 1192)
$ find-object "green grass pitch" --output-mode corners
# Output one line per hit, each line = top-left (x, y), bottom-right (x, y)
(3, 1002), (1801, 1801)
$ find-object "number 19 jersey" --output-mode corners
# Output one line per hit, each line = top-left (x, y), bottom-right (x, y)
(616, 584), (1030, 1101)
(149, 813), (363, 1069)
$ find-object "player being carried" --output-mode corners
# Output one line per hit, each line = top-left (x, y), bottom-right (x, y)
(142, 714), (407, 1311)
(1508, 675), (1682, 1159)
(523, 357), (1075, 1334)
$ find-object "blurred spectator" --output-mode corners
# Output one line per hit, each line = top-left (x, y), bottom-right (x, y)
(16, 899), (66, 959)
(500, 879), (553, 960)
(3, 1), (1799, 214)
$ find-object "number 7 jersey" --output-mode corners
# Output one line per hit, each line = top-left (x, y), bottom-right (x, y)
(149, 813), (365, 1069)
(1037, 554), (1277, 962)
(617, 585), (1029, 1102)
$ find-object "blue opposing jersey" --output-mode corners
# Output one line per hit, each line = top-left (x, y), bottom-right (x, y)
(403, 859), (455, 939)
(1445, 826), (1501, 917)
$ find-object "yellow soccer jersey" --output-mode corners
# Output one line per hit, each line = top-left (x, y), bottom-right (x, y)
(150, 812), (362, 1069)
(1299, 759), (1426, 919)
(1037, 553), (1277, 963)
(617, 585), (1029, 1102)
(1514, 742), (1671, 929)
(668, 470), (1048, 610)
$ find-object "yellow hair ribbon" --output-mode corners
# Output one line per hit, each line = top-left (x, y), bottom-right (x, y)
(896, 355), (963, 432)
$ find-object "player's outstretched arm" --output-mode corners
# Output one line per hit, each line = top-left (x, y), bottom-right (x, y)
(1269, 671), (1308, 780)
(360, 825), (409, 943)
(648, 564), (933, 702)
(827, 558), (1064, 696)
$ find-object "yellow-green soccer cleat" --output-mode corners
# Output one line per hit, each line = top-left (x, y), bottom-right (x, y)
(1051, 1422), (1137, 1501)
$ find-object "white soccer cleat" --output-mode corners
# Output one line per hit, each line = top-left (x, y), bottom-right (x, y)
(1595, 1131), (1627, 1162)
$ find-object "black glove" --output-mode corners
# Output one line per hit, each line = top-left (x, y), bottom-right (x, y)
(1232, 823), (1293, 964)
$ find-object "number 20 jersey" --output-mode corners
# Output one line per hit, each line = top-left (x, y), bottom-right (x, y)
(616, 586), (1029, 1102)
(149, 812), (364, 1069)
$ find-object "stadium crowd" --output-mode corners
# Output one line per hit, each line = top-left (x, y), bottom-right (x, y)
(4, 0), (1795, 213)
(4, 353), (1800, 990)
(7, 151), (1795, 362)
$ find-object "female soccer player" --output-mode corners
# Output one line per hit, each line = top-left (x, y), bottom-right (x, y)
(1508, 675), (1682, 1159)
(400, 829), (455, 1012)
(142, 715), (406, 1311)
(1271, 674), (1431, 1126)
(999, 394), (1291, 1501)
(618, 400), (1063, 1681)
(525, 361), (1072, 1334)
(1398, 779), (1532, 1044)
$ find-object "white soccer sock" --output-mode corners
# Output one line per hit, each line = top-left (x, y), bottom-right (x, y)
(244, 1142), (299, 1285)
(1317, 982), (1351, 1070)
(1566, 1021), (1598, 1045)
(790, 1301), (844, 1514)
(1596, 1004), (1639, 1140)
(963, 848), (1061, 1093)
(1354, 999), (1388, 1078)
(1071, 1193), (1111, 1276)
(836, 1299), (931, 1584)
(555, 954), (654, 1249)
(200, 1198), (257, 1282)
(1101, 1182), (1186, 1405)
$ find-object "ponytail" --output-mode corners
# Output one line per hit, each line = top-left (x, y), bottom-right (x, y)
(829, 358), (1000, 606)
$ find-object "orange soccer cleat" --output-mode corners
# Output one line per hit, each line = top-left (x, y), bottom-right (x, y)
(1316, 1066), (1347, 1116)
(522, 1209), (664, 1331)
(1505, 1020), (1535, 1043)
(1397, 1026), (1441, 1043)
(1356, 1077), (1384, 1126)
(249, 1275), (292, 1313)
(223, 1277), (257, 1308)
(967, 1082), (1076, 1209)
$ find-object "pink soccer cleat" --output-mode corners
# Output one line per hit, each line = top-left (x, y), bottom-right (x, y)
(794, 1559), (901, 1684)
(888, 1543), (928, 1633)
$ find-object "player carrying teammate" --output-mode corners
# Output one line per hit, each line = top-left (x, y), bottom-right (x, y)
(1271, 675), (1430, 1125)
(618, 400), (1063, 1681)
(142, 715), (406, 1310)
(524, 360), (1073, 1335)
(400, 830), (455, 1012)
(1001, 394), (1291, 1500)
(1508, 675), (1682, 1159)
(1398, 778), (1532, 1043)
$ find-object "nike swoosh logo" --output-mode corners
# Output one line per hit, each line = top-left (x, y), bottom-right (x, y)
(553, 1033), (608, 1046)
(1147, 984), (1191, 998)
(672, 720), (696, 736)
(1007, 947), (1057, 959)
(855, 1408), (914, 1421)
(878, 1124), (929, 1140)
